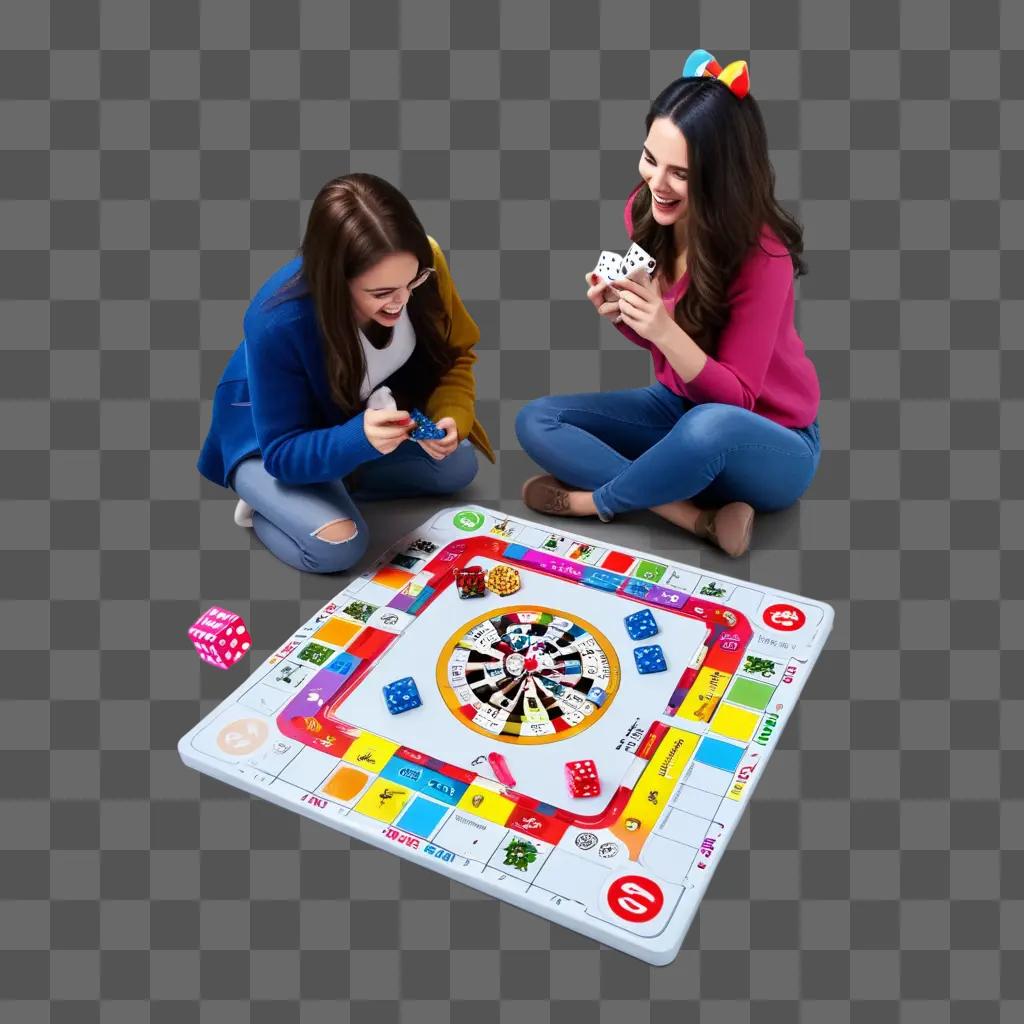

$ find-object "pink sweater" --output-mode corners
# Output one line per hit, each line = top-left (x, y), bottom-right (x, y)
(617, 189), (820, 429)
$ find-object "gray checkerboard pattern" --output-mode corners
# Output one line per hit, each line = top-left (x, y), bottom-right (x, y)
(2, 0), (1022, 1018)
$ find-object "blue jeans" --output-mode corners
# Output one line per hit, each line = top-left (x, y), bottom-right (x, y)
(231, 440), (479, 573)
(515, 384), (820, 521)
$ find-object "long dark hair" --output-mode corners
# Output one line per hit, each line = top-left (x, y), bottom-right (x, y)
(268, 173), (456, 415)
(629, 76), (806, 354)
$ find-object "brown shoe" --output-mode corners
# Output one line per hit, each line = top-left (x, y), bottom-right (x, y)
(522, 474), (576, 517)
(695, 502), (755, 557)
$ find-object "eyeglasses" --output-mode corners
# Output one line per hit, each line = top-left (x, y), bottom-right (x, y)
(365, 267), (436, 302)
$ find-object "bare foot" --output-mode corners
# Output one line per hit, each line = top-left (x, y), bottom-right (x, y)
(522, 475), (597, 517)
(653, 498), (755, 557)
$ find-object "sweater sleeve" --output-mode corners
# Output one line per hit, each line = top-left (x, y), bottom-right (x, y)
(245, 309), (382, 485)
(423, 239), (480, 442)
(683, 243), (793, 410)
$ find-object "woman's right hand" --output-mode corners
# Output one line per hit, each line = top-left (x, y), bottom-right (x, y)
(363, 408), (413, 454)
(585, 272), (623, 323)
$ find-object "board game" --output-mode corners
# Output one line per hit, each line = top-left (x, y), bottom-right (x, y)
(179, 505), (833, 965)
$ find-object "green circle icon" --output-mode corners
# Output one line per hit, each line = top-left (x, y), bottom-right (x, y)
(453, 510), (485, 532)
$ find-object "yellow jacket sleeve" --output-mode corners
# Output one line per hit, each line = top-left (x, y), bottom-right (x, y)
(424, 237), (481, 443)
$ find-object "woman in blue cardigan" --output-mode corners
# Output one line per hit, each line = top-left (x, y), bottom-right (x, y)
(197, 174), (495, 573)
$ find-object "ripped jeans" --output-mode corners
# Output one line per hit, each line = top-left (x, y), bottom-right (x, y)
(230, 440), (479, 573)
(515, 384), (820, 521)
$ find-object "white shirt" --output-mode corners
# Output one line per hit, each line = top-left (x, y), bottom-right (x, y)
(357, 307), (416, 402)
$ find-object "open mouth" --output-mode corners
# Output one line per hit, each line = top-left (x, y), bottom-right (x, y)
(652, 193), (681, 210)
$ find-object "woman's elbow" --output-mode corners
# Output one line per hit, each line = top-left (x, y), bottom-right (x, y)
(261, 445), (303, 486)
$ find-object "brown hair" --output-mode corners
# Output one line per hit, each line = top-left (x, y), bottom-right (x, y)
(268, 173), (456, 415)
(629, 76), (806, 354)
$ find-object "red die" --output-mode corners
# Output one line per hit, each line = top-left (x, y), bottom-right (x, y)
(565, 759), (601, 798)
(454, 565), (486, 598)
(188, 605), (252, 669)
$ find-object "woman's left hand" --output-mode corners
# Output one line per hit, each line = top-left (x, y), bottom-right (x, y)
(614, 275), (676, 347)
(417, 416), (460, 460)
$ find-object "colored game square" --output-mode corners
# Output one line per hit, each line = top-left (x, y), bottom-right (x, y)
(726, 676), (775, 711)
(693, 736), (744, 773)
(324, 651), (361, 678)
(372, 565), (415, 590)
(312, 616), (361, 648)
(342, 732), (399, 772)
(396, 796), (450, 838)
(354, 777), (413, 823)
(347, 627), (394, 661)
(322, 765), (369, 801)
(456, 784), (516, 825)
(634, 559), (667, 583)
(622, 578), (653, 599)
(504, 544), (529, 560)
(296, 642), (333, 666)
(709, 703), (760, 742)
(582, 567), (625, 592)
(388, 591), (417, 612)
(601, 550), (634, 573)
(407, 585), (436, 614)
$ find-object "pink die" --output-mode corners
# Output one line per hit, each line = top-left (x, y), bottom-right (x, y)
(188, 606), (252, 669)
(565, 759), (601, 798)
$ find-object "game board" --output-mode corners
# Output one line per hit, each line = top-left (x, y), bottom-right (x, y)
(179, 505), (833, 965)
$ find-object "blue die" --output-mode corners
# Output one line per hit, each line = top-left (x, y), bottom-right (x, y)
(408, 409), (446, 441)
(624, 608), (658, 641)
(383, 676), (422, 714)
(634, 644), (667, 675)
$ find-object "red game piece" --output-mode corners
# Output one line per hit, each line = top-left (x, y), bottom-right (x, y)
(488, 751), (517, 787)
(564, 759), (601, 798)
(454, 564), (487, 598)
(188, 605), (252, 669)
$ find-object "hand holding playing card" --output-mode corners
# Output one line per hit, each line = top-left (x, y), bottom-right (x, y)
(416, 416), (459, 461)
(614, 274), (676, 347)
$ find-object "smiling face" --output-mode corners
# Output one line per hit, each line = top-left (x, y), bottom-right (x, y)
(639, 117), (690, 227)
(349, 251), (430, 329)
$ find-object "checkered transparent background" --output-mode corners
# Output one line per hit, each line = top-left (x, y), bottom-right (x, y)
(2, 0), (1022, 1019)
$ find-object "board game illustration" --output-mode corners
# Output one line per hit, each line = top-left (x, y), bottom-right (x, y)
(179, 505), (834, 965)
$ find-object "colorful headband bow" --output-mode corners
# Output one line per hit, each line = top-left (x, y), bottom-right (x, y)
(682, 48), (750, 99)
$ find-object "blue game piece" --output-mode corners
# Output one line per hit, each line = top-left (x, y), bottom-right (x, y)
(587, 686), (608, 707)
(383, 676), (422, 714)
(408, 409), (446, 441)
(624, 608), (658, 641)
(634, 644), (667, 674)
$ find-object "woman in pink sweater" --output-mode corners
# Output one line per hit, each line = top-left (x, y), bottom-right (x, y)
(517, 52), (821, 558)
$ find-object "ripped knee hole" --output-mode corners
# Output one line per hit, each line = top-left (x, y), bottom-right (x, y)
(312, 518), (358, 543)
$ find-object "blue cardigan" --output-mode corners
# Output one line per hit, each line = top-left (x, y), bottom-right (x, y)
(197, 256), (384, 488)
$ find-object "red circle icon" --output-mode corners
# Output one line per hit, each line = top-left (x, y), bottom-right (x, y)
(763, 603), (805, 631)
(606, 875), (665, 923)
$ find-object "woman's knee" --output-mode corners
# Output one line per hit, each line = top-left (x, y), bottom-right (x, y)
(674, 402), (745, 452)
(420, 442), (478, 496)
(515, 396), (562, 450)
(301, 514), (370, 574)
